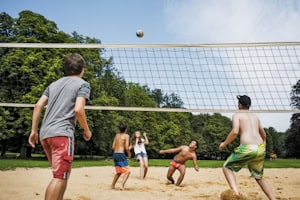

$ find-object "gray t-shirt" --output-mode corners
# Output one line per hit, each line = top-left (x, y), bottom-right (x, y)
(40, 76), (90, 140)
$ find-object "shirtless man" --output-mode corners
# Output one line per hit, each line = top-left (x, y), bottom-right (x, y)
(159, 141), (199, 186)
(111, 122), (131, 190)
(219, 95), (275, 200)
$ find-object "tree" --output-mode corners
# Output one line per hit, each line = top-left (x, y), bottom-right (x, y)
(0, 11), (107, 157)
(286, 79), (300, 158)
(286, 114), (300, 158)
(162, 92), (184, 108)
(265, 127), (286, 158)
(149, 88), (164, 107)
(0, 12), (14, 38)
(191, 113), (233, 160)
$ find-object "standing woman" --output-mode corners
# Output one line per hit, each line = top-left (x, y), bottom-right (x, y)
(130, 131), (149, 179)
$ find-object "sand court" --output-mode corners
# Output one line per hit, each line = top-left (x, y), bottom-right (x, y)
(0, 167), (299, 200)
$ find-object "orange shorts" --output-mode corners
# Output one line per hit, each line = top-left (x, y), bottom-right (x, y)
(41, 136), (74, 180)
(170, 159), (181, 169)
(115, 166), (130, 174)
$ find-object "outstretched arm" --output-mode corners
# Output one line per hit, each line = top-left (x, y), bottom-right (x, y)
(160, 146), (183, 154)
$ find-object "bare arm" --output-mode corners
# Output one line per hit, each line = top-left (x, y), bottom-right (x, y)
(74, 97), (92, 141)
(28, 95), (48, 148)
(192, 154), (199, 171)
(258, 120), (266, 145)
(219, 114), (239, 150)
(112, 136), (116, 150)
(125, 134), (131, 158)
(160, 146), (183, 154)
(143, 132), (149, 145)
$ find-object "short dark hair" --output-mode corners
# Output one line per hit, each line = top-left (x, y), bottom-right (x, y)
(63, 53), (85, 76)
(237, 95), (251, 109)
(119, 122), (128, 133)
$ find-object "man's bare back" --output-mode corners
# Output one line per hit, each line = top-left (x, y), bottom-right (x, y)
(233, 112), (265, 145)
(112, 133), (130, 154)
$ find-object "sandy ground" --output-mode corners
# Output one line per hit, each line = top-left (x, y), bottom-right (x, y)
(0, 166), (299, 200)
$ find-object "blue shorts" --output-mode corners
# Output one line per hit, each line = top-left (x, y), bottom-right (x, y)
(136, 152), (147, 159)
(113, 153), (130, 174)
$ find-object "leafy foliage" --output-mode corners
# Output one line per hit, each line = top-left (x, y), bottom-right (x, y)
(286, 79), (300, 158)
(0, 11), (290, 160)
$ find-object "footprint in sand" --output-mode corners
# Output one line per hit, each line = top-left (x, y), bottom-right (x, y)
(78, 196), (91, 200)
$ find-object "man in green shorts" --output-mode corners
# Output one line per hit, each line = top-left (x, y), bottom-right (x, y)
(219, 95), (275, 200)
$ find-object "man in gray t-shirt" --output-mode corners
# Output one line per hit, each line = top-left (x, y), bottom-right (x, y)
(28, 53), (92, 200)
(40, 76), (90, 140)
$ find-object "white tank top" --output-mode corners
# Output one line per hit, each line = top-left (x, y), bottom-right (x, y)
(134, 139), (147, 154)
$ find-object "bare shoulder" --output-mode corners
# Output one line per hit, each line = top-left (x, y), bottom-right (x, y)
(181, 145), (189, 150)
(233, 112), (251, 119)
(114, 133), (123, 139)
(232, 112), (241, 119)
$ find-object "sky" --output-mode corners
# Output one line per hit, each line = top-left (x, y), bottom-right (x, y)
(1, 0), (300, 131)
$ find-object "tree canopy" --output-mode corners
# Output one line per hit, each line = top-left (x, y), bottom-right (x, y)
(0, 11), (291, 159)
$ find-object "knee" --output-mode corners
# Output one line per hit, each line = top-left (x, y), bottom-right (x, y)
(222, 166), (229, 172)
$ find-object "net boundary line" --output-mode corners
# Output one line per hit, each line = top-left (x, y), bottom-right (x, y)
(0, 103), (299, 113)
(0, 42), (300, 48)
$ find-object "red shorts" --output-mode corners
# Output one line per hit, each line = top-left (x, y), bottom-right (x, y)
(170, 159), (181, 169)
(41, 136), (74, 180)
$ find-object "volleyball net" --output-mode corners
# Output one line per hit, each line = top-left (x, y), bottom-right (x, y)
(0, 42), (299, 113)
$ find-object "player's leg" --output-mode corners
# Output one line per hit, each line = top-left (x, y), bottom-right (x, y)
(45, 178), (67, 200)
(248, 144), (275, 199)
(166, 165), (176, 184)
(111, 173), (121, 189)
(121, 171), (131, 190)
(256, 179), (276, 200)
(176, 165), (186, 186)
(42, 137), (73, 200)
(58, 180), (67, 200)
(222, 145), (247, 195)
(142, 156), (149, 179)
(222, 167), (239, 194)
(137, 155), (144, 179)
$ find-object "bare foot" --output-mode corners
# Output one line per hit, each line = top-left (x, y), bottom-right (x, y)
(120, 186), (126, 190)
(168, 179), (174, 184)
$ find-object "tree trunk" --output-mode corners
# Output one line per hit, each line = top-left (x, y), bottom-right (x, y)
(20, 137), (32, 158)
(0, 140), (7, 157)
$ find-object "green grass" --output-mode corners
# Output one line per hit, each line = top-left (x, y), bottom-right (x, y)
(264, 158), (300, 168)
(0, 158), (299, 170)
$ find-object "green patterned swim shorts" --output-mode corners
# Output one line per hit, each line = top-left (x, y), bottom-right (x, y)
(223, 144), (266, 179)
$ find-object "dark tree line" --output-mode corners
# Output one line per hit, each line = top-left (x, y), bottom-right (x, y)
(286, 80), (300, 158)
(0, 11), (297, 159)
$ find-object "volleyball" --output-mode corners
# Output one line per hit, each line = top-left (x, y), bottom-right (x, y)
(136, 29), (144, 38)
